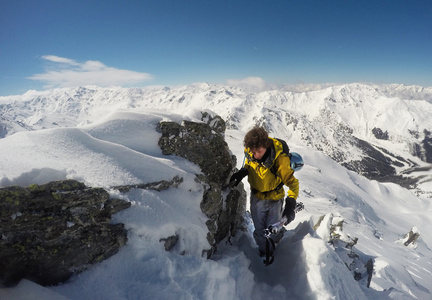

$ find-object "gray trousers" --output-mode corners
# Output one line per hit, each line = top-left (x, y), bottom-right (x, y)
(250, 193), (285, 253)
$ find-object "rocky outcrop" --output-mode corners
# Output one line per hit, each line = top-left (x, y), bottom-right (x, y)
(372, 127), (389, 140)
(422, 129), (432, 163)
(113, 176), (183, 193)
(0, 112), (247, 286)
(157, 112), (247, 257)
(158, 112), (232, 183)
(0, 180), (130, 286)
(397, 227), (421, 248)
(0, 122), (7, 138)
(313, 212), (374, 288)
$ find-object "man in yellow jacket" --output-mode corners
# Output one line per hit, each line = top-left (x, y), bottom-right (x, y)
(230, 126), (300, 256)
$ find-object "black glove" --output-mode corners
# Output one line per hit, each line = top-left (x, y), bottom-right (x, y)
(282, 197), (296, 225)
(229, 168), (248, 186)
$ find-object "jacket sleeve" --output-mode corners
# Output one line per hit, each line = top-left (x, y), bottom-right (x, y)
(275, 154), (299, 200)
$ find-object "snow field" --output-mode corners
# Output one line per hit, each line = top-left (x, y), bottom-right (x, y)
(0, 104), (431, 299)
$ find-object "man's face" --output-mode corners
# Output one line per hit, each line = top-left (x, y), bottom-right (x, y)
(251, 147), (266, 160)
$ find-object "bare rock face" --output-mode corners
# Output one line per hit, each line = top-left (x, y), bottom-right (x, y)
(157, 112), (247, 257)
(0, 180), (130, 286)
(158, 113), (232, 183)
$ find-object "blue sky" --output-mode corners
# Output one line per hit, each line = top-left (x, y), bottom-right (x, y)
(1, 0), (431, 96)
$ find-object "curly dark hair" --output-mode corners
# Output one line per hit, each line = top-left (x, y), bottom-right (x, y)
(243, 126), (272, 149)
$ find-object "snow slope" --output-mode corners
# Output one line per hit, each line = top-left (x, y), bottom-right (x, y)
(1, 84), (432, 299)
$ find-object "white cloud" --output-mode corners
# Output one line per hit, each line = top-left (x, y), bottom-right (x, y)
(226, 77), (270, 93)
(29, 55), (152, 88)
(41, 55), (81, 66)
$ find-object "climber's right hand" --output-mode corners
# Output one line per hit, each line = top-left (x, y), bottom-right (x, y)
(229, 168), (248, 187)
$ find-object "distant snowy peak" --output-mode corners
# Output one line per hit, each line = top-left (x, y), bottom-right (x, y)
(377, 83), (432, 101)
(1, 82), (431, 142)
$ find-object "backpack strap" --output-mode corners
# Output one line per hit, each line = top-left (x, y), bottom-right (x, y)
(270, 138), (291, 178)
(275, 138), (291, 158)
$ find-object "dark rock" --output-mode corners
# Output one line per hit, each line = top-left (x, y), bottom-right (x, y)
(372, 127), (389, 140)
(157, 113), (233, 184)
(365, 258), (374, 288)
(113, 176), (183, 193)
(0, 122), (7, 138)
(403, 228), (421, 247)
(159, 235), (179, 252)
(0, 180), (130, 286)
(157, 112), (247, 257)
(422, 129), (432, 163)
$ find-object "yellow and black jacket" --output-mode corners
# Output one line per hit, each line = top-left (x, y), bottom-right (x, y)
(244, 137), (299, 200)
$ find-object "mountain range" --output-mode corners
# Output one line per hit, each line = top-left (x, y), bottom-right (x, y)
(1, 82), (431, 196)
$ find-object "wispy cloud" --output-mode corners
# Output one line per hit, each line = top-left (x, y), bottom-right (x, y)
(226, 77), (271, 93)
(29, 55), (152, 88)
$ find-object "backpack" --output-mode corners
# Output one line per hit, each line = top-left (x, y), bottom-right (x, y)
(272, 138), (303, 173)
